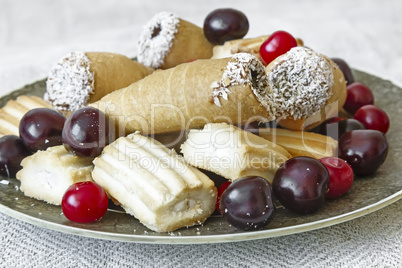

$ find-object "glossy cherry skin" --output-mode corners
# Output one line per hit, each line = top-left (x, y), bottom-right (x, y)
(319, 157), (354, 199)
(220, 176), (275, 230)
(19, 108), (66, 152)
(259, 31), (297, 65)
(343, 83), (374, 114)
(331, 58), (355, 85)
(203, 8), (249, 45)
(338, 130), (388, 176)
(0, 135), (32, 177)
(319, 118), (365, 140)
(216, 181), (232, 214)
(62, 181), (109, 223)
(354, 104), (390, 134)
(62, 107), (110, 158)
(272, 157), (329, 214)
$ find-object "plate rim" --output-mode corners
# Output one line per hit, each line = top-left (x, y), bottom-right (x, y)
(1, 189), (401, 244)
(0, 68), (401, 244)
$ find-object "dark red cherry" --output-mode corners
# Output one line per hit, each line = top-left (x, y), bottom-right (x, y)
(0, 135), (32, 177)
(19, 108), (66, 152)
(220, 176), (275, 230)
(272, 157), (329, 214)
(331, 58), (355, 85)
(338, 130), (388, 175)
(319, 118), (365, 140)
(62, 107), (110, 158)
(354, 105), (390, 134)
(259, 31), (297, 65)
(216, 181), (231, 214)
(62, 181), (109, 223)
(343, 83), (374, 114)
(203, 8), (249, 45)
(319, 157), (354, 199)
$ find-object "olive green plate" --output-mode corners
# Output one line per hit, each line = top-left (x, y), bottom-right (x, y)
(0, 70), (401, 244)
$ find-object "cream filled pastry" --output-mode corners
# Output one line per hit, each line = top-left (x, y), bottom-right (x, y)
(91, 53), (275, 136)
(137, 12), (214, 69)
(45, 52), (154, 112)
(266, 47), (347, 130)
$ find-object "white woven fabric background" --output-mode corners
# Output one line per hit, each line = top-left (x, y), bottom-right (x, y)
(0, 0), (401, 267)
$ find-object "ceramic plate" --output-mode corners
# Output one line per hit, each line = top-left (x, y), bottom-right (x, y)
(0, 70), (401, 244)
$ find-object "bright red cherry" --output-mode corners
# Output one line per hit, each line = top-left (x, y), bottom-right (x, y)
(62, 181), (109, 223)
(354, 105), (390, 134)
(343, 83), (374, 114)
(319, 157), (354, 199)
(259, 31), (298, 65)
(216, 181), (231, 213)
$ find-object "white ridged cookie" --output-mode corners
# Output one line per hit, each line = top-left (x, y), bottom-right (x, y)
(16, 145), (94, 205)
(181, 123), (291, 183)
(92, 133), (217, 232)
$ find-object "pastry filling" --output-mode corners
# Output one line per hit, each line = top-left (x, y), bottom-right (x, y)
(268, 47), (334, 120)
(151, 25), (161, 38)
(45, 51), (94, 112)
(137, 12), (180, 69)
(211, 53), (275, 119)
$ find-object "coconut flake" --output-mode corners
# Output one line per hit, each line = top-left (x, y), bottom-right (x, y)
(211, 53), (275, 119)
(45, 51), (94, 112)
(268, 47), (334, 120)
(137, 12), (180, 69)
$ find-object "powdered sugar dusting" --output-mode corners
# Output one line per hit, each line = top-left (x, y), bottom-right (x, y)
(211, 53), (275, 119)
(268, 47), (334, 119)
(137, 12), (180, 69)
(45, 51), (94, 111)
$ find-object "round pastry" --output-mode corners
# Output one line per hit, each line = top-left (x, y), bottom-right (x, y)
(45, 51), (154, 112)
(266, 47), (347, 130)
(137, 12), (214, 69)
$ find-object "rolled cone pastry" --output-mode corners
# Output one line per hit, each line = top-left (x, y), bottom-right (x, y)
(180, 123), (291, 183)
(91, 53), (275, 136)
(91, 133), (217, 232)
(45, 52), (154, 112)
(259, 128), (338, 159)
(0, 95), (53, 137)
(211, 35), (304, 62)
(137, 12), (214, 69)
(16, 145), (94, 205)
(266, 47), (347, 130)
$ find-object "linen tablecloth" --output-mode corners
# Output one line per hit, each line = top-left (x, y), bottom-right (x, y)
(1, 0), (401, 267)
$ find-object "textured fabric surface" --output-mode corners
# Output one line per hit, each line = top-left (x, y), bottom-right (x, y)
(0, 0), (401, 267)
(1, 201), (401, 267)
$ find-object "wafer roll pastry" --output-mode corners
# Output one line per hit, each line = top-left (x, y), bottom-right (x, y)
(137, 12), (214, 69)
(266, 47), (347, 130)
(45, 52), (154, 112)
(91, 133), (217, 232)
(92, 53), (275, 136)
(92, 47), (346, 136)
(259, 128), (338, 159)
(0, 95), (53, 137)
